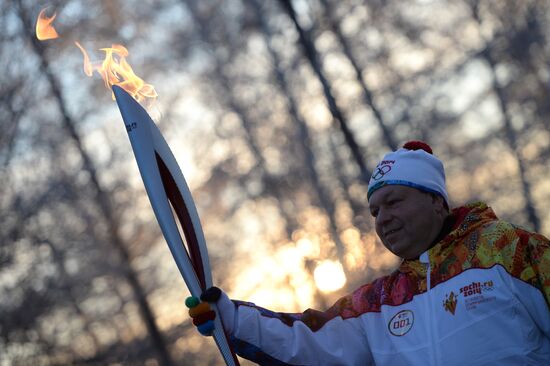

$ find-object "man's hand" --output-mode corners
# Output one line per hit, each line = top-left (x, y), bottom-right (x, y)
(186, 287), (222, 336)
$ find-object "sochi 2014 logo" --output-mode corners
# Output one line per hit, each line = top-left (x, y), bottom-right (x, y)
(388, 310), (414, 336)
(443, 280), (495, 315)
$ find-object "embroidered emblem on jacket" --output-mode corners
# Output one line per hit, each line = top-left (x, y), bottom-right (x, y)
(388, 310), (414, 336)
(443, 291), (458, 315)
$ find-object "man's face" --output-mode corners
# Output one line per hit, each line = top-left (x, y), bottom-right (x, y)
(368, 185), (447, 259)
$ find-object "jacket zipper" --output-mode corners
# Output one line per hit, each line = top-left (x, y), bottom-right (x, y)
(421, 252), (439, 366)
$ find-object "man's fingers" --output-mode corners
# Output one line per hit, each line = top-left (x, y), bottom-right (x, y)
(185, 296), (200, 308)
(185, 287), (223, 337)
(188, 302), (211, 317)
(197, 320), (215, 336)
(192, 310), (216, 326)
(200, 286), (222, 302)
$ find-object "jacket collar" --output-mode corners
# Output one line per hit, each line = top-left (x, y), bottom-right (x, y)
(399, 202), (498, 270)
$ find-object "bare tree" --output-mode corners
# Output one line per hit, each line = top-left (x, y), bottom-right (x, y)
(319, 0), (398, 151)
(467, 0), (541, 231)
(278, 0), (371, 182)
(13, 1), (174, 365)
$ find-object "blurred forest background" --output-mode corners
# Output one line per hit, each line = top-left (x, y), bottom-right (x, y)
(1, 0), (549, 364)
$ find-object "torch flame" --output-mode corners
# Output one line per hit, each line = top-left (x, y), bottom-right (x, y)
(75, 42), (158, 104)
(36, 6), (157, 105)
(36, 8), (59, 41)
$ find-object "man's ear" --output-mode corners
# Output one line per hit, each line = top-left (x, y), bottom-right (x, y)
(431, 194), (448, 216)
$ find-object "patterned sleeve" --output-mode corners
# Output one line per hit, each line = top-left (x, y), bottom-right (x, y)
(479, 221), (550, 340)
(484, 220), (550, 308)
(521, 229), (550, 307)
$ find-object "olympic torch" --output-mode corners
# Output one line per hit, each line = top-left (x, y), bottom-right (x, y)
(112, 86), (239, 366)
(34, 7), (238, 365)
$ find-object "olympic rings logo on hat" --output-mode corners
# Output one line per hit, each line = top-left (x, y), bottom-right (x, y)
(372, 164), (392, 180)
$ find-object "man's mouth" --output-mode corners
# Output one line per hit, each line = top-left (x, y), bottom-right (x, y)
(384, 228), (401, 238)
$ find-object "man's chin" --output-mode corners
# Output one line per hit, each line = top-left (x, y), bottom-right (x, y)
(384, 242), (402, 256)
(388, 241), (416, 259)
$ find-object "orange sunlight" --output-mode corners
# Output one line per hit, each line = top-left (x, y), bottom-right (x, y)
(314, 260), (347, 293)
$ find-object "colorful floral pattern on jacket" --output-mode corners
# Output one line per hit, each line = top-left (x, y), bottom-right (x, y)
(429, 202), (550, 304)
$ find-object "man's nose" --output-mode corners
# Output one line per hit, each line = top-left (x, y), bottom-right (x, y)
(376, 208), (392, 226)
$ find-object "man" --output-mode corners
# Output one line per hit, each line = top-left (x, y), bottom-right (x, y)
(188, 141), (550, 365)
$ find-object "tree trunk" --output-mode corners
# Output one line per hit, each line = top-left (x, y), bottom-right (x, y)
(278, 0), (371, 182)
(249, 0), (349, 281)
(16, 3), (174, 365)
(319, 0), (398, 151)
(469, 2), (541, 232)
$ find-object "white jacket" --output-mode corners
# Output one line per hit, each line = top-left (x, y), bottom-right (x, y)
(217, 203), (550, 365)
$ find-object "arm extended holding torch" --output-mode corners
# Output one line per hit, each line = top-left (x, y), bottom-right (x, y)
(112, 85), (239, 366)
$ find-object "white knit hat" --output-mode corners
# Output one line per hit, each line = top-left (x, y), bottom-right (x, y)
(367, 141), (449, 206)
